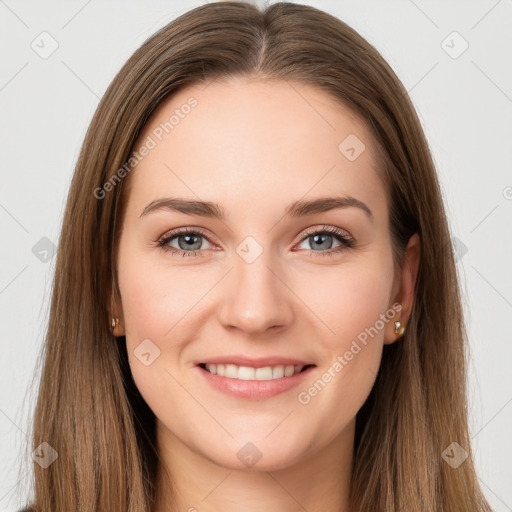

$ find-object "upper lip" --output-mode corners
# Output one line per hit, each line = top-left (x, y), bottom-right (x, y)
(196, 355), (315, 368)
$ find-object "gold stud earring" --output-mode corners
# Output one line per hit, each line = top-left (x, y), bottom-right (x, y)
(394, 320), (405, 338)
(110, 317), (119, 333)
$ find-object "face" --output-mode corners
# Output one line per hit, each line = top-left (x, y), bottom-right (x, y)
(114, 77), (411, 472)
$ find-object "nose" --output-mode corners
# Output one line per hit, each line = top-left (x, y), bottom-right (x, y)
(217, 245), (295, 335)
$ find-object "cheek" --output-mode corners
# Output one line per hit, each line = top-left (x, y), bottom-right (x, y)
(293, 257), (394, 423)
(117, 256), (195, 412)
(302, 257), (394, 347)
(120, 275), (176, 340)
(117, 245), (197, 342)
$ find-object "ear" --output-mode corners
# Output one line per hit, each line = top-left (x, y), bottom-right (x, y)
(108, 281), (125, 337)
(384, 233), (420, 344)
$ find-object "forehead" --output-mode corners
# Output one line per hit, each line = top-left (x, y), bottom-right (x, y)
(124, 77), (387, 222)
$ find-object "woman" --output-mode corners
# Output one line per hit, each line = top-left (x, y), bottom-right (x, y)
(19, 1), (493, 511)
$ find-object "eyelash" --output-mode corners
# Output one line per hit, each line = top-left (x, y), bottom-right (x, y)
(155, 225), (355, 258)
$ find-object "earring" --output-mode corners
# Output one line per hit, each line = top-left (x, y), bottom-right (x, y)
(394, 320), (405, 338)
(110, 317), (119, 333)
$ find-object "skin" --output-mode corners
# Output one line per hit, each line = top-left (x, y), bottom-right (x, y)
(111, 76), (420, 512)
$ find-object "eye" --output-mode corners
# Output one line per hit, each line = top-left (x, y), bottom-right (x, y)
(155, 225), (355, 258)
(294, 225), (355, 257)
(156, 227), (214, 257)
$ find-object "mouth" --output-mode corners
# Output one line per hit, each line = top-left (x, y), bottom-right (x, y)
(195, 362), (317, 400)
(197, 363), (316, 381)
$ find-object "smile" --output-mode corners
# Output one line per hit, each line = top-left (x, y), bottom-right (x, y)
(196, 363), (316, 400)
(201, 363), (312, 380)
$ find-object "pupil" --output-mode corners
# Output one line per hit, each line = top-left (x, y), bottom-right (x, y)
(312, 234), (332, 250)
(180, 234), (201, 250)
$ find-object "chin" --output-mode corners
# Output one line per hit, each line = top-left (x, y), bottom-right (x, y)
(201, 435), (311, 472)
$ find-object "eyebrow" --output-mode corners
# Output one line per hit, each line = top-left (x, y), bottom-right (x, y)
(139, 195), (373, 221)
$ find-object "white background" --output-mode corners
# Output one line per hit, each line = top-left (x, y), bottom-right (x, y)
(1, 1), (511, 510)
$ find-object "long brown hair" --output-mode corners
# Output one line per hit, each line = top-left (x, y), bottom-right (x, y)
(22, 2), (493, 511)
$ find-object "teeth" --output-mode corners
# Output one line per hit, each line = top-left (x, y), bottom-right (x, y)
(204, 363), (305, 380)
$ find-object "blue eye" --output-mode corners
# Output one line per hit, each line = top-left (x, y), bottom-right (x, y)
(296, 225), (355, 255)
(156, 225), (355, 258)
(156, 228), (213, 257)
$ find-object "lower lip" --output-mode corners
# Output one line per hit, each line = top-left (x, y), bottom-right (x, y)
(195, 365), (316, 400)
